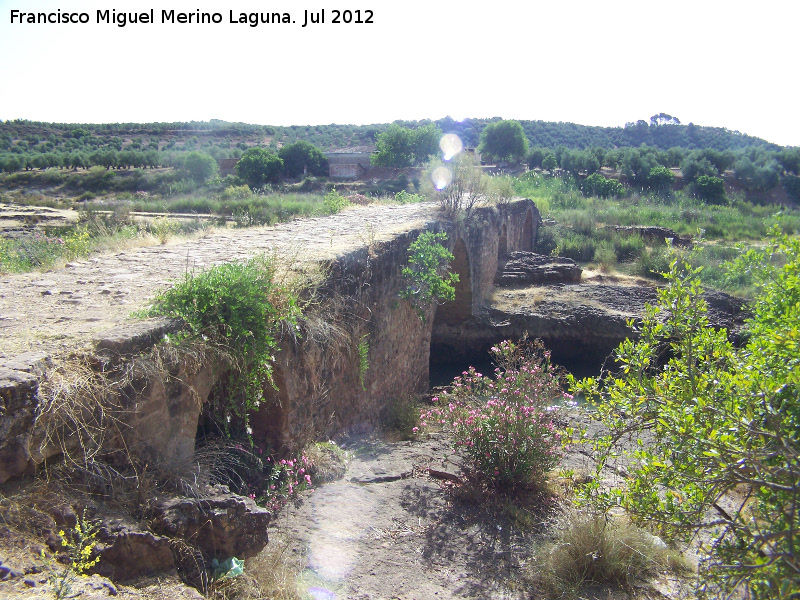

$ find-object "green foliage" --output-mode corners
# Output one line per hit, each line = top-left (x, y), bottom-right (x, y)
(572, 243), (800, 598)
(593, 240), (617, 272)
(182, 151), (219, 183)
(400, 231), (458, 320)
(379, 396), (420, 440)
(542, 153), (558, 172)
(634, 245), (671, 279)
(692, 174), (727, 204)
(580, 173), (627, 198)
(145, 255), (302, 434)
(236, 147), (284, 188)
(487, 174), (515, 204)
(357, 334), (369, 391)
(419, 339), (567, 490)
(278, 140), (328, 178)
(646, 165), (675, 194)
(371, 123), (443, 167)
(321, 188), (350, 215)
(394, 190), (425, 204)
(478, 119), (529, 164)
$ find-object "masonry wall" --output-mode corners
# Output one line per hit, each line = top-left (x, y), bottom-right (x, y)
(0, 199), (540, 480)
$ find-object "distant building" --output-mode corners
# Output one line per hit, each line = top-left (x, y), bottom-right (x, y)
(218, 158), (239, 177)
(325, 147), (374, 179)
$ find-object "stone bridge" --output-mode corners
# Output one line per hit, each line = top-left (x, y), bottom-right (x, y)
(0, 199), (539, 483)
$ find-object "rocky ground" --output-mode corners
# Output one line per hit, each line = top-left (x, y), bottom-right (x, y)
(1, 425), (696, 600)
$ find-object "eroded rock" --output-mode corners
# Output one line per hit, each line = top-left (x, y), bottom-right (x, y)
(613, 225), (693, 248)
(495, 252), (582, 286)
(148, 485), (270, 560)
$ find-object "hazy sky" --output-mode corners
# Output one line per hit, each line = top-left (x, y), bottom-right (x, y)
(1, 0), (797, 146)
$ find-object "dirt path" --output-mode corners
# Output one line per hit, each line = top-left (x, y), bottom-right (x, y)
(273, 434), (541, 600)
(0, 203), (439, 359)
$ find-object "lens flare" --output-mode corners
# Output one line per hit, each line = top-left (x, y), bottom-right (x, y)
(431, 166), (453, 190)
(439, 134), (463, 160)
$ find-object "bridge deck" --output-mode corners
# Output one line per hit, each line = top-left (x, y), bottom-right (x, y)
(0, 203), (439, 360)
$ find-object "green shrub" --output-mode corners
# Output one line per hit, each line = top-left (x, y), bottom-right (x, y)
(145, 255), (302, 435)
(399, 231), (458, 320)
(635, 246), (671, 279)
(581, 173), (626, 199)
(573, 245), (800, 597)
(692, 175), (727, 204)
(611, 232), (645, 262)
(394, 190), (425, 204)
(555, 232), (597, 262)
(379, 396), (420, 440)
(321, 188), (350, 215)
(593, 241), (616, 272)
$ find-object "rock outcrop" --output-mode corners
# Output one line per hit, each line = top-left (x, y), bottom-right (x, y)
(148, 485), (271, 560)
(432, 282), (749, 369)
(495, 252), (582, 286)
(0, 352), (50, 483)
(612, 225), (693, 248)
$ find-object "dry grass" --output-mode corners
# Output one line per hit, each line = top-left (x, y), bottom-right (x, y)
(35, 352), (134, 472)
(304, 440), (348, 483)
(207, 531), (305, 600)
(533, 510), (686, 598)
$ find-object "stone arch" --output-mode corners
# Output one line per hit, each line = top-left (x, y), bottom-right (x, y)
(433, 237), (472, 326)
(498, 223), (508, 258)
(521, 209), (534, 252)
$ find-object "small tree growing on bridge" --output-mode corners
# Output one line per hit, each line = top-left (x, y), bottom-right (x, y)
(400, 231), (458, 320)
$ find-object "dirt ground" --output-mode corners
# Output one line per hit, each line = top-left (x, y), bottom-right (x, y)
(268, 430), (691, 600)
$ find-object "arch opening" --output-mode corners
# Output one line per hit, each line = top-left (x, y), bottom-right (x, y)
(433, 237), (472, 326)
(522, 209), (534, 252)
(498, 223), (508, 258)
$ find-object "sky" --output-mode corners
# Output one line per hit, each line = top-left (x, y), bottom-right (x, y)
(1, 0), (798, 146)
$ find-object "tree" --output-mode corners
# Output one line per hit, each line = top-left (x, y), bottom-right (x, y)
(527, 147), (547, 169)
(278, 141), (328, 178)
(573, 242), (800, 598)
(646, 165), (675, 193)
(650, 112), (681, 126)
(542, 153), (558, 173)
(692, 175), (727, 204)
(371, 124), (414, 168)
(182, 151), (219, 183)
(371, 124), (443, 168)
(410, 123), (442, 165)
(236, 148), (283, 188)
(478, 120), (529, 164)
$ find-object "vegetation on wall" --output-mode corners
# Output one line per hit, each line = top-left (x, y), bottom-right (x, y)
(144, 254), (303, 437)
(400, 231), (458, 320)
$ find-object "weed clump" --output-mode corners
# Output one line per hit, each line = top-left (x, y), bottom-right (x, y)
(145, 254), (302, 437)
(534, 511), (680, 598)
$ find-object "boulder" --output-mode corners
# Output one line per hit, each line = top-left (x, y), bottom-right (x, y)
(612, 226), (693, 248)
(93, 517), (174, 581)
(495, 252), (582, 287)
(148, 486), (270, 560)
(0, 353), (50, 483)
